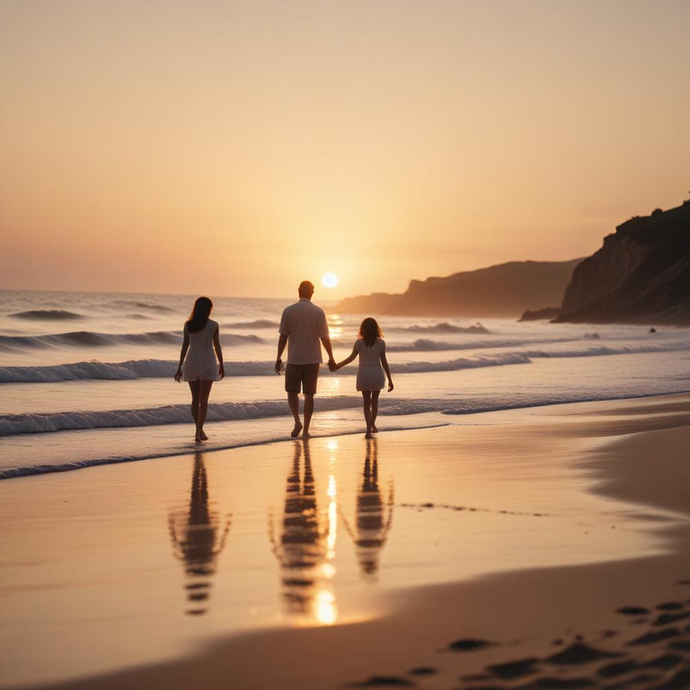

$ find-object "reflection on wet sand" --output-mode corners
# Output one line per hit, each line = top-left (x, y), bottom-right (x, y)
(168, 452), (232, 615)
(269, 441), (337, 624)
(342, 437), (394, 580)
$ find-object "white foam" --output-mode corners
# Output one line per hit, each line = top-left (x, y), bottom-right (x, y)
(393, 322), (490, 334)
(0, 330), (264, 351)
(0, 396), (363, 436)
(224, 319), (279, 329)
(3, 343), (689, 384)
(386, 337), (576, 352)
(0, 352), (530, 384)
(0, 359), (271, 383)
(0, 418), (449, 479)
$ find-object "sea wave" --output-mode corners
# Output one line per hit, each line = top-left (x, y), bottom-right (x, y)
(4, 382), (689, 439)
(0, 396), (364, 436)
(522, 345), (690, 359)
(0, 421), (448, 479)
(225, 319), (279, 329)
(386, 337), (574, 352)
(391, 353), (530, 373)
(0, 359), (271, 383)
(394, 322), (490, 334)
(0, 330), (264, 351)
(9, 310), (85, 320)
(3, 343), (689, 384)
(109, 299), (174, 312)
(386, 337), (690, 354)
(0, 353), (530, 383)
(3, 383), (690, 480)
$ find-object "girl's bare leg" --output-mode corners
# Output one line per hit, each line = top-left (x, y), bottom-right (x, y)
(371, 390), (380, 432)
(189, 381), (201, 441)
(197, 380), (214, 441)
(362, 391), (373, 437)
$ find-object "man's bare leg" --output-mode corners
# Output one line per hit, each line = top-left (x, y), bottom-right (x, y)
(288, 392), (302, 437)
(303, 394), (314, 438)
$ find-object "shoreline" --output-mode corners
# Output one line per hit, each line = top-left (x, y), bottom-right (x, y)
(4, 388), (690, 481)
(3, 395), (690, 689)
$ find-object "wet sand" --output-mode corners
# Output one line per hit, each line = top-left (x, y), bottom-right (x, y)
(1, 395), (690, 689)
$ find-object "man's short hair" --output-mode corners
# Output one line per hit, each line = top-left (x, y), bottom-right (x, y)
(298, 281), (315, 297)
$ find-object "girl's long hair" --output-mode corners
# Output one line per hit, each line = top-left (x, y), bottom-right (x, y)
(186, 297), (213, 334)
(358, 317), (383, 347)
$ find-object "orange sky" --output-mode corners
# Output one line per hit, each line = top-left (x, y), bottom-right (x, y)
(1, 0), (688, 299)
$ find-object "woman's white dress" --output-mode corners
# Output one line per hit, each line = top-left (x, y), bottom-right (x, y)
(182, 319), (220, 382)
(356, 338), (386, 391)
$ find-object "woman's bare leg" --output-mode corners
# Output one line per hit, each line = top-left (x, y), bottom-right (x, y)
(197, 380), (214, 441)
(362, 391), (373, 437)
(189, 381), (201, 441)
(371, 390), (380, 432)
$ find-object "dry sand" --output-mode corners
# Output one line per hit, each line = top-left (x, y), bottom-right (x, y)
(2, 395), (690, 690)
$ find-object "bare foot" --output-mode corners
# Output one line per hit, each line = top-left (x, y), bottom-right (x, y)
(199, 430), (208, 441)
(291, 422), (303, 438)
(365, 430), (373, 439)
(371, 424), (378, 433)
(195, 435), (202, 444)
(302, 429), (311, 439)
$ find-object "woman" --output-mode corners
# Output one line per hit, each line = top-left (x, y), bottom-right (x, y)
(175, 297), (225, 442)
(333, 317), (394, 438)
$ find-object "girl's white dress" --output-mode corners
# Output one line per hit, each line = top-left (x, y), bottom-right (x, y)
(355, 338), (386, 392)
(182, 319), (220, 382)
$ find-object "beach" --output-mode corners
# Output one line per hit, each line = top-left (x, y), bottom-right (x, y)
(4, 2), (690, 687)
(3, 289), (690, 481)
(2, 394), (689, 690)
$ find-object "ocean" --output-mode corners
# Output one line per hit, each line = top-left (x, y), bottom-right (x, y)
(2, 288), (690, 479)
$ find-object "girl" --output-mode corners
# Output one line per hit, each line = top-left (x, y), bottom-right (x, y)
(334, 317), (394, 438)
(175, 297), (225, 443)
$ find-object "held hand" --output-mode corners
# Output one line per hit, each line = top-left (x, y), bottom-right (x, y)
(328, 359), (337, 372)
(388, 380), (394, 392)
(218, 363), (225, 380)
(275, 358), (283, 375)
(174, 367), (183, 382)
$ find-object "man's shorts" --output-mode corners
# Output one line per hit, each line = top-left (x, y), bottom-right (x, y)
(285, 363), (320, 395)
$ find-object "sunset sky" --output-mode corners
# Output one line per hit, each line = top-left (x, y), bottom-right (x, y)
(1, 0), (688, 299)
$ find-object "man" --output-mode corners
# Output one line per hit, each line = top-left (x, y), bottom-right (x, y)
(275, 280), (336, 438)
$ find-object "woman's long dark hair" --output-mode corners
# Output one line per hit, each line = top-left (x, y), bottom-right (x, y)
(186, 297), (213, 334)
(358, 317), (383, 347)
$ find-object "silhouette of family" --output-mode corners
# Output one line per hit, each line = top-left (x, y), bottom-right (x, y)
(175, 280), (394, 442)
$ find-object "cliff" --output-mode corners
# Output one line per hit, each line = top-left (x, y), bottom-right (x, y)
(331, 292), (400, 315)
(519, 307), (562, 322)
(333, 259), (583, 317)
(555, 202), (690, 325)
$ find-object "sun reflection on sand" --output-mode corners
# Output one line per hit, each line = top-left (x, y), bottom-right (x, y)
(327, 474), (338, 561)
(268, 441), (339, 626)
(312, 410), (345, 435)
(314, 589), (337, 625)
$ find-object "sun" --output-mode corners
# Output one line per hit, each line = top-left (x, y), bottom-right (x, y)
(322, 272), (339, 289)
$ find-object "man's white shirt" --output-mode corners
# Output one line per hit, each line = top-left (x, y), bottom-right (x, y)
(279, 298), (330, 365)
